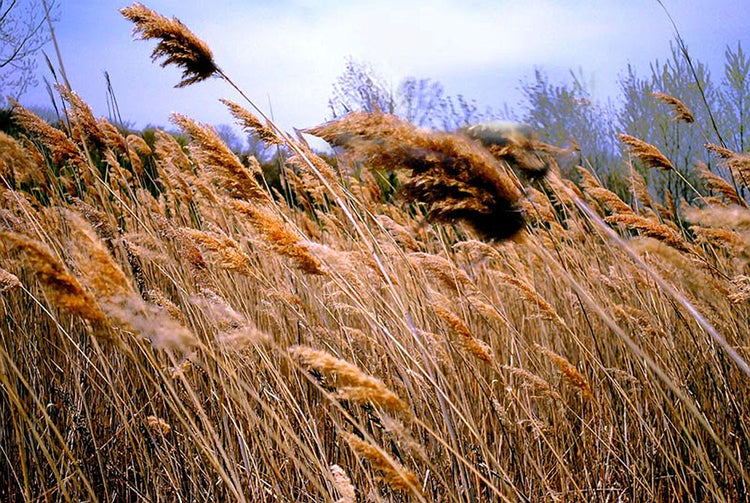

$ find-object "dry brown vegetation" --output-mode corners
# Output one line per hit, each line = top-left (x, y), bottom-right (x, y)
(0, 3), (749, 502)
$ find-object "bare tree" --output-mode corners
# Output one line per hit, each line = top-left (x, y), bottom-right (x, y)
(328, 58), (396, 119)
(328, 58), (497, 131)
(0, 0), (55, 102)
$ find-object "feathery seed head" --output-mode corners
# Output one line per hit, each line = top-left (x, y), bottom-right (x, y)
(307, 112), (526, 241)
(121, 3), (218, 87)
(289, 345), (407, 411)
(0, 268), (22, 293)
(341, 432), (421, 494)
(617, 134), (674, 171)
(652, 91), (695, 123)
(3, 232), (107, 323)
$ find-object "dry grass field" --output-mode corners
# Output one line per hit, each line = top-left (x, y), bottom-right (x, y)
(0, 3), (748, 501)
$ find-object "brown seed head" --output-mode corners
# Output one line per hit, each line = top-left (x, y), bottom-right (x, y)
(11, 99), (87, 170)
(694, 161), (743, 206)
(0, 268), (22, 293)
(121, 3), (218, 87)
(289, 345), (407, 411)
(145, 415), (172, 435)
(536, 344), (593, 400)
(341, 432), (421, 494)
(0, 131), (45, 188)
(617, 134), (674, 171)
(3, 232), (107, 323)
(330, 464), (356, 503)
(606, 212), (692, 253)
(56, 85), (107, 147)
(706, 143), (750, 189)
(220, 99), (282, 146)
(171, 113), (269, 201)
(307, 113), (525, 241)
(230, 200), (325, 275)
(433, 305), (493, 363)
(652, 91), (695, 123)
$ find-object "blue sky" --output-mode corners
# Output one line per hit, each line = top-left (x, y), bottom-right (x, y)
(18, 0), (750, 137)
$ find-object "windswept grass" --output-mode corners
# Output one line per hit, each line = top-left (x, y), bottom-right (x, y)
(0, 3), (748, 502)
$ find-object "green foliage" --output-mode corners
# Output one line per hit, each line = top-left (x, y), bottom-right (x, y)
(720, 42), (750, 152)
(518, 40), (750, 205)
(520, 68), (618, 178)
(618, 44), (718, 200)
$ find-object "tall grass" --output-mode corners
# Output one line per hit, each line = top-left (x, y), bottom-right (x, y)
(0, 3), (748, 501)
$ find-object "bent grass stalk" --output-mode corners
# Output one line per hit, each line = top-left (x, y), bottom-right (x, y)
(0, 3), (742, 501)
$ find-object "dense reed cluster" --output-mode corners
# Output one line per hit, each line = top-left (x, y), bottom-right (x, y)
(0, 3), (748, 501)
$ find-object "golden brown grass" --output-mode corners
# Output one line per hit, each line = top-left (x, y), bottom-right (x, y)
(0, 3), (748, 502)
(652, 91), (695, 123)
(617, 133), (675, 171)
(121, 2), (217, 87)
(306, 112), (526, 240)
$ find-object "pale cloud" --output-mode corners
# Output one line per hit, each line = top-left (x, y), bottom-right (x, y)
(195, 0), (667, 128)
(19, 0), (750, 136)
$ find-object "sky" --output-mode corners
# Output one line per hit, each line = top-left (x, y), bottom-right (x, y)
(15, 0), (750, 141)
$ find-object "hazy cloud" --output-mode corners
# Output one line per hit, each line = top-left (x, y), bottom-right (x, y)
(19, 0), (750, 134)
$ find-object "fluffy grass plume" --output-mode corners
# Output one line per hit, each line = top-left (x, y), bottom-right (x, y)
(341, 432), (421, 495)
(617, 133), (675, 171)
(121, 2), (217, 87)
(1, 4), (749, 502)
(652, 91), (695, 123)
(289, 345), (408, 411)
(2, 232), (107, 323)
(307, 112), (527, 241)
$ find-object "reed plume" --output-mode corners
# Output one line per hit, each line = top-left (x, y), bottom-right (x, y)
(606, 212), (692, 253)
(503, 365), (562, 402)
(2, 232), (107, 323)
(146, 289), (185, 323)
(56, 85), (107, 148)
(376, 215), (420, 252)
(729, 275), (750, 304)
(691, 226), (746, 253)
(652, 91), (695, 123)
(11, 99), (87, 170)
(171, 113), (269, 201)
(97, 118), (128, 155)
(0, 268), (22, 292)
(121, 2), (218, 87)
(145, 415), (172, 436)
(153, 129), (192, 173)
(221, 99), (282, 146)
(307, 112), (525, 241)
(462, 121), (549, 178)
(182, 228), (256, 277)
(706, 143), (750, 189)
(229, 199), (325, 275)
(340, 432), (421, 494)
(617, 134), (674, 171)
(289, 345), (407, 411)
(63, 210), (132, 300)
(330, 464), (356, 503)
(536, 344), (593, 400)
(694, 161), (744, 206)
(0, 131), (45, 188)
(409, 252), (475, 295)
(682, 204), (750, 230)
(493, 271), (565, 326)
(433, 305), (493, 363)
